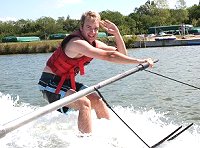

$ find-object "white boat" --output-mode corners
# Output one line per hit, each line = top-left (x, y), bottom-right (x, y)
(155, 32), (176, 41)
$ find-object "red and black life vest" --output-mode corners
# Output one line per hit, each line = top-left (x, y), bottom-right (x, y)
(47, 30), (95, 94)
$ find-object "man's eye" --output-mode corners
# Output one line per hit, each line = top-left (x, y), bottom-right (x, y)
(87, 26), (91, 29)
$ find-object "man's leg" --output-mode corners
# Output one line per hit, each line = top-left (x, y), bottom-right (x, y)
(87, 92), (110, 119)
(66, 89), (92, 133)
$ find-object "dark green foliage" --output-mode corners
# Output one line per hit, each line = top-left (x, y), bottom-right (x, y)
(0, 1), (199, 45)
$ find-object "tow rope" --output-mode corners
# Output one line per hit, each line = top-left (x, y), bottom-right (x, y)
(95, 87), (194, 148)
(0, 59), (194, 148)
(145, 69), (200, 90)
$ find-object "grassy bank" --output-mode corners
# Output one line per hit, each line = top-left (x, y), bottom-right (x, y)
(0, 35), (138, 55)
(0, 40), (60, 55)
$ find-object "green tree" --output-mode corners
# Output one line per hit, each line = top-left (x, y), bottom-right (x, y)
(134, 1), (154, 16)
(169, 9), (189, 24)
(14, 19), (38, 36)
(57, 16), (65, 25)
(100, 10), (127, 35)
(63, 16), (79, 33)
(128, 13), (142, 34)
(1, 1), (200, 42)
(35, 17), (62, 39)
(123, 16), (137, 35)
(100, 10), (125, 26)
(187, 5), (200, 26)
(133, 1), (171, 33)
(0, 21), (17, 35)
(129, 1), (156, 34)
(56, 16), (66, 33)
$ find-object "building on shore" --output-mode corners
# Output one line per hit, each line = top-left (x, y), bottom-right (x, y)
(148, 24), (194, 35)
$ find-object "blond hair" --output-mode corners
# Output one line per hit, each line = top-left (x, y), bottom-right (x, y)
(80, 11), (101, 27)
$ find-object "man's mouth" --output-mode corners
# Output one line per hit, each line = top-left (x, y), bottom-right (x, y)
(88, 35), (95, 40)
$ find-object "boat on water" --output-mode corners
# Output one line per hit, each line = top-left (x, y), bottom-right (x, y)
(155, 32), (176, 41)
(2, 36), (40, 42)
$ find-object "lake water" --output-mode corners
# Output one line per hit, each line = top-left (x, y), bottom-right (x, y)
(0, 45), (200, 147)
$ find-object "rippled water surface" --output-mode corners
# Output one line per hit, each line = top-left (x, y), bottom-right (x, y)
(0, 46), (200, 148)
(0, 46), (200, 124)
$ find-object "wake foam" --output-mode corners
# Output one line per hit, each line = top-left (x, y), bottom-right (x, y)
(0, 92), (199, 148)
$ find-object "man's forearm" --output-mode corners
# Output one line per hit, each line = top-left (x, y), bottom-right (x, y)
(114, 32), (127, 55)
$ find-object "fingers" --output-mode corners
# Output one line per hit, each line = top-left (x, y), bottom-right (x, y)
(103, 20), (112, 24)
(100, 20), (118, 33)
(100, 20), (113, 28)
(146, 58), (154, 67)
(100, 20), (120, 36)
(100, 20), (106, 28)
(100, 20), (110, 24)
(100, 20), (111, 33)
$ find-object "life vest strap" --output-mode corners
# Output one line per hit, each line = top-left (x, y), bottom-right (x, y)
(70, 69), (76, 90)
(79, 60), (85, 75)
(55, 74), (68, 94)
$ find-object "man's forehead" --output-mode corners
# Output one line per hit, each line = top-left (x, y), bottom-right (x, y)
(85, 17), (100, 22)
(84, 19), (100, 26)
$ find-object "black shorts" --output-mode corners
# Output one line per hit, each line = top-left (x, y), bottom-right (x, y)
(38, 72), (88, 114)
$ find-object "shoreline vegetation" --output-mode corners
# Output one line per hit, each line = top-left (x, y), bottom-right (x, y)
(0, 40), (60, 55)
(0, 34), (200, 55)
(0, 35), (138, 55)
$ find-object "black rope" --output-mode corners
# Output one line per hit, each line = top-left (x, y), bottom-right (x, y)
(94, 87), (151, 148)
(144, 70), (200, 90)
(167, 123), (194, 141)
(151, 125), (182, 148)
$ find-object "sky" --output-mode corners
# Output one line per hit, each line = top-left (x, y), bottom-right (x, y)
(0, 0), (199, 21)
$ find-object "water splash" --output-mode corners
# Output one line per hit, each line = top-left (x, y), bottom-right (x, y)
(0, 92), (199, 148)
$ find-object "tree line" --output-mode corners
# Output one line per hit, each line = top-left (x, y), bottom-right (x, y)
(0, 0), (200, 42)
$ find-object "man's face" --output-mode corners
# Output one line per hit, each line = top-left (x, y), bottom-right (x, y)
(81, 18), (99, 44)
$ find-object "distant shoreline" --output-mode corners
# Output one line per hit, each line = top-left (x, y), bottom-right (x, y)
(133, 35), (200, 48)
(0, 35), (200, 55)
(0, 36), (136, 55)
(0, 40), (61, 55)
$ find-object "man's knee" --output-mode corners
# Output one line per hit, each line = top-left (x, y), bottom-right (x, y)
(68, 97), (92, 111)
(79, 98), (91, 110)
